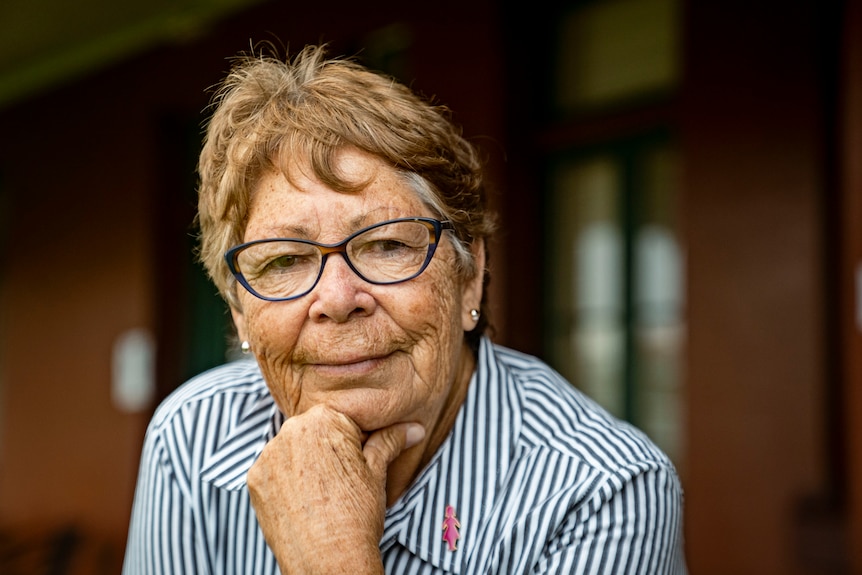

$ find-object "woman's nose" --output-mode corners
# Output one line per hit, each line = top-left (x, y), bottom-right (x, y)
(306, 254), (376, 322)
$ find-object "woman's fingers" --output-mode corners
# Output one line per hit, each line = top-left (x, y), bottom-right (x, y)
(363, 423), (426, 478)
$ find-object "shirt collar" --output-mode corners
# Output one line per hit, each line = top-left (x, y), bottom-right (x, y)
(381, 338), (523, 573)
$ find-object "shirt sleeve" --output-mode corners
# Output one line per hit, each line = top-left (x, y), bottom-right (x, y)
(534, 464), (687, 575)
(122, 425), (209, 575)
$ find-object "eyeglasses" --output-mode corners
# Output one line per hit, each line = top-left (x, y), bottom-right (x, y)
(225, 217), (454, 301)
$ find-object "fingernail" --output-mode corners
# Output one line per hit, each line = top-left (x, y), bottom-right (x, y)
(405, 424), (426, 449)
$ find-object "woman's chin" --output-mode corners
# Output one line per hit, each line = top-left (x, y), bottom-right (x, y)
(311, 388), (415, 433)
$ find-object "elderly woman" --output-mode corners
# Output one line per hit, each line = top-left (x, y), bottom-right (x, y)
(123, 45), (686, 574)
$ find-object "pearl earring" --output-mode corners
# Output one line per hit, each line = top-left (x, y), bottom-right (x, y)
(241, 341), (251, 354)
(470, 309), (480, 322)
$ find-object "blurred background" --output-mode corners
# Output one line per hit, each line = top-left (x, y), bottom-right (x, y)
(0, 0), (860, 573)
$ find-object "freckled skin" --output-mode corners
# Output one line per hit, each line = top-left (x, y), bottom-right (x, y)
(235, 148), (484, 574)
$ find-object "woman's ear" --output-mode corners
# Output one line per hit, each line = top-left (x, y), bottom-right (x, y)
(462, 239), (486, 332)
(231, 306), (248, 343)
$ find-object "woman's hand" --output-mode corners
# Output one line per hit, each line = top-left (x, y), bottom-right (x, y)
(247, 405), (425, 574)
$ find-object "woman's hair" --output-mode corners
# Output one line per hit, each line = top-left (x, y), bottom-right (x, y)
(197, 44), (495, 346)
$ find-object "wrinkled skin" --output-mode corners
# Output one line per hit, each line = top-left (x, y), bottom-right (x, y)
(233, 148), (484, 574)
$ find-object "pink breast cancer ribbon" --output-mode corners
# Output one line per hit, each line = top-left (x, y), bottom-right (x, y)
(442, 504), (461, 551)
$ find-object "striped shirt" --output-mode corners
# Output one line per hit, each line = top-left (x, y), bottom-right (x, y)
(123, 337), (687, 574)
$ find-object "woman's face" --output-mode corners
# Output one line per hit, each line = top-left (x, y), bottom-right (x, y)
(231, 148), (484, 436)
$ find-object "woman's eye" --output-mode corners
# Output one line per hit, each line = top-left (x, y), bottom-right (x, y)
(359, 239), (419, 259)
(374, 239), (410, 252)
(273, 255), (297, 267)
(263, 254), (309, 273)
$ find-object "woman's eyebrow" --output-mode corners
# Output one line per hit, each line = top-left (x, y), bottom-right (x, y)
(257, 208), (406, 240)
(258, 223), (314, 239)
(350, 207), (410, 229)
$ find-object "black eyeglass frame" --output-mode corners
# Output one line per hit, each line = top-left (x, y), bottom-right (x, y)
(225, 217), (454, 302)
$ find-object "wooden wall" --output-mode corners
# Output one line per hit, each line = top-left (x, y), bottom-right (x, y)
(682, 0), (844, 572)
(842, 0), (862, 571)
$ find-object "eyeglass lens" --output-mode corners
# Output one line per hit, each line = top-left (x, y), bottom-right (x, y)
(233, 219), (438, 300)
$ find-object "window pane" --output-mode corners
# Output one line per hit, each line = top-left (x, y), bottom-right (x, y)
(546, 141), (685, 470)
(633, 143), (685, 465)
(548, 156), (626, 418)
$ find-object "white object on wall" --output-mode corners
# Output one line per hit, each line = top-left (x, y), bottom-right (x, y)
(112, 328), (156, 413)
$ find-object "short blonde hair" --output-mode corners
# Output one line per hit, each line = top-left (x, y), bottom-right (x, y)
(197, 44), (494, 343)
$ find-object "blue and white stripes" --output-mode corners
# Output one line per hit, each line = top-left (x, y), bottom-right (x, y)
(123, 338), (686, 574)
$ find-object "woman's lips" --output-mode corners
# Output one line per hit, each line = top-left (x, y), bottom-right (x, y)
(306, 352), (393, 377)
(320, 354), (384, 366)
